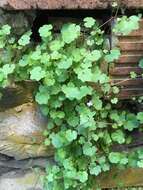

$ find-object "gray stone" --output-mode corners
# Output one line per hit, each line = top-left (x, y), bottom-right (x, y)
(0, 82), (37, 111)
(0, 157), (54, 170)
(0, 103), (53, 160)
(0, 170), (43, 190)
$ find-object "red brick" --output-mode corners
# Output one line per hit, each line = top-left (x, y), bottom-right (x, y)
(118, 88), (143, 99)
(112, 78), (143, 87)
(118, 41), (143, 51)
(109, 66), (143, 76)
(117, 54), (143, 64)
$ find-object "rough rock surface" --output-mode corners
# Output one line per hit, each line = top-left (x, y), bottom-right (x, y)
(0, 0), (143, 9)
(0, 103), (53, 160)
(0, 170), (43, 190)
(0, 82), (36, 111)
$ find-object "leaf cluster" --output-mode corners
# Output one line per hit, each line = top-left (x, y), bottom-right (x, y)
(0, 15), (142, 190)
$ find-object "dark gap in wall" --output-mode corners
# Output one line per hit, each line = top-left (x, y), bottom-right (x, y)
(31, 8), (143, 41)
(31, 9), (112, 41)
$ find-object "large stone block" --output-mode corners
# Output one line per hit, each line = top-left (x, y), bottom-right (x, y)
(0, 170), (43, 190)
(0, 103), (53, 160)
(0, 0), (143, 10)
(0, 82), (36, 111)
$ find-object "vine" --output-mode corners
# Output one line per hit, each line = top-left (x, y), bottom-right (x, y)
(0, 15), (143, 190)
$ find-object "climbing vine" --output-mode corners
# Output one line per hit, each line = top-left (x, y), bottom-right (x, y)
(0, 15), (143, 190)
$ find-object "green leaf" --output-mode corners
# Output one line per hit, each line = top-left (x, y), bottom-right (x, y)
(75, 67), (93, 82)
(65, 169), (77, 179)
(2, 64), (15, 76)
(86, 50), (101, 62)
(58, 58), (73, 69)
(51, 51), (62, 60)
(49, 40), (64, 51)
(137, 112), (143, 124)
(71, 48), (82, 62)
(50, 110), (65, 119)
(1, 25), (11, 35)
(65, 130), (77, 142)
(61, 24), (80, 44)
(139, 59), (143, 68)
(130, 71), (137, 79)
(0, 71), (4, 82)
(97, 122), (107, 128)
(41, 53), (50, 65)
(112, 2), (118, 7)
(111, 97), (118, 104)
(92, 95), (102, 110)
(89, 164), (101, 176)
(35, 85), (50, 105)
(111, 130), (125, 144)
(137, 160), (143, 168)
(62, 83), (79, 100)
(92, 134), (99, 142)
(31, 50), (41, 60)
(51, 133), (64, 148)
(83, 142), (97, 156)
(30, 66), (46, 81)
(76, 104), (96, 129)
(44, 73), (56, 86)
(44, 138), (51, 146)
(47, 121), (55, 129)
(18, 56), (29, 67)
(62, 83), (92, 100)
(105, 49), (120, 63)
(124, 113), (139, 131)
(120, 156), (128, 165)
(108, 152), (121, 164)
(125, 120), (137, 131)
(63, 158), (74, 170)
(112, 86), (120, 94)
(18, 31), (31, 46)
(113, 15), (140, 35)
(77, 171), (88, 183)
(39, 24), (53, 38)
(67, 115), (79, 127)
(110, 111), (120, 122)
(137, 149), (143, 159)
(84, 17), (96, 28)
(101, 163), (110, 172)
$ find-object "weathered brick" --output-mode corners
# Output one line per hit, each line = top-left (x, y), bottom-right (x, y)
(118, 41), (143, 51)
(111, 78), (143, 87)
(117, 54), (143, 64)
(110, 66), (143, 76)
(118, 88), (143, 99)
(110, 19), (143, 99)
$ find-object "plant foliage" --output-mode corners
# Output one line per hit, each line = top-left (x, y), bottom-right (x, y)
(0, 15), (142, 190)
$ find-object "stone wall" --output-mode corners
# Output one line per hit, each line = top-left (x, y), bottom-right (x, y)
(0, 82), (53, 190)
(0, 2), (143, 190)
